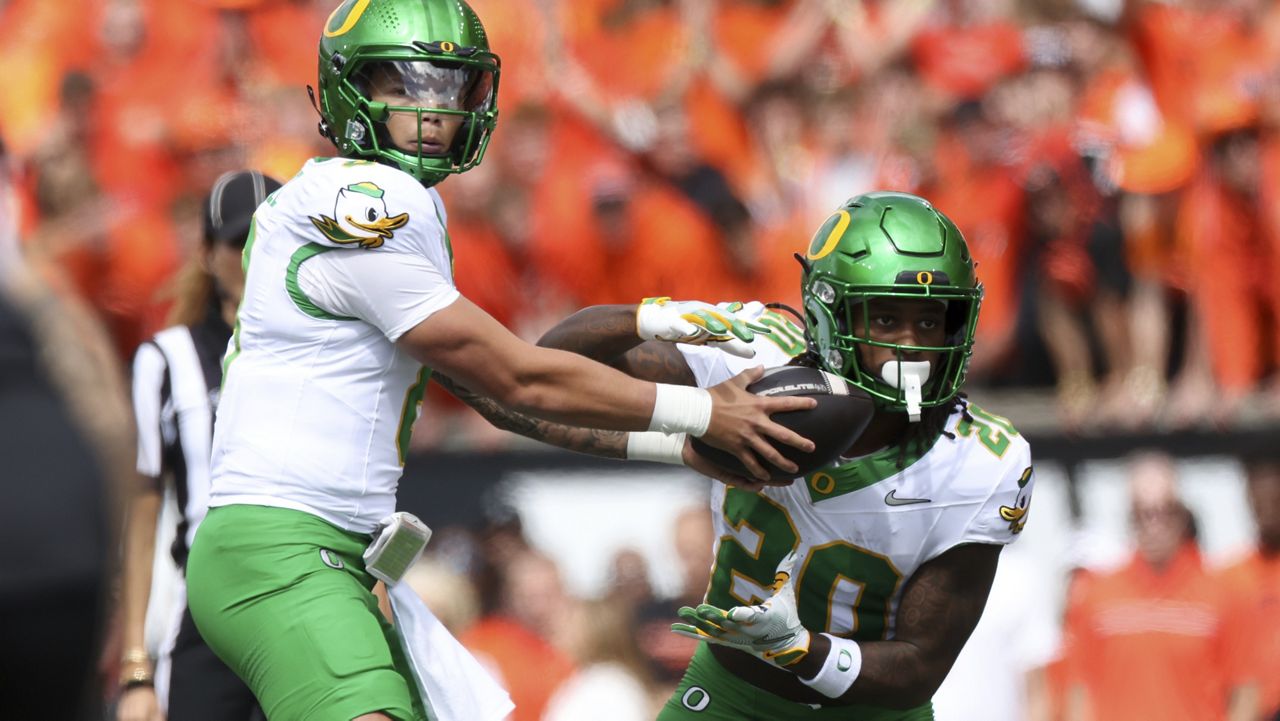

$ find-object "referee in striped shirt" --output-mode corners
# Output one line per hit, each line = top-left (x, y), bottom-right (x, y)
(117, 170), (280, 721)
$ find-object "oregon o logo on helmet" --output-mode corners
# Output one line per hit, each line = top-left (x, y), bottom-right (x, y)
(324, 0), (371, 38)
(916, 271), (934, 285)
(440, 41), (456, 53)
(681, 686), (711, 711)
(806, 209), (851, 261)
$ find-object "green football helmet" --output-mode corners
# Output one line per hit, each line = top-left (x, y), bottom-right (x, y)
(316, 0), (501, 186)
(800, 192), (982, 413)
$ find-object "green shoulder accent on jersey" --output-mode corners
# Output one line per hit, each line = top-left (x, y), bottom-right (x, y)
(804, 424), (948, 503)
(755, 310), (805, 357)
(954, 403), (1019, 458)
(285, 243), (361, 321)
(222, 219), (260, 387)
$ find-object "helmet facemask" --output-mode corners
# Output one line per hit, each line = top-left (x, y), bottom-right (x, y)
(331, 47), (498, 185)
(804, 277), (980, 419)
(798, 192), (983, 420)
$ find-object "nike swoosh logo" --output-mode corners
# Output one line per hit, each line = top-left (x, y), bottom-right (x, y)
(885, 489), (931, 506)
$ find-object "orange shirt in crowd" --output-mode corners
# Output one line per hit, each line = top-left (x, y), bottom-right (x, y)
(1177, 163), (1280, 392)
(557, 0), (688, 104)
(560, 179), (728, 307)
(460, 616), (575, 721)
(910, 19), (1025, 101)
(245, 2), (326, 88)
(1061, 544), (1230, 721)
(1127, 2), (1200, 131)
(468, 0), (550, 110)
(926, 134), (1025, 369)
(1216, 549), (1280, 716)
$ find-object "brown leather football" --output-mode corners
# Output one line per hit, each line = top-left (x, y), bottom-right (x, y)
(690, 365), (876, 482)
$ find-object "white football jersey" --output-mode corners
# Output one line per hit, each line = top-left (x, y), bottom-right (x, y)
(679, 310), (1034, 641)
(209, 158), (458, 533)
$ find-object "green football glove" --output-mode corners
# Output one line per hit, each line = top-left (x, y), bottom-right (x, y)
(636, 298), (770, 358)
(671, 552), (811, 668)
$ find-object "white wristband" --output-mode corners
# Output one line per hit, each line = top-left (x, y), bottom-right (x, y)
(799, 634), (861, 699)
(626, 432), (687, 464)
(649, 384), (712, 437)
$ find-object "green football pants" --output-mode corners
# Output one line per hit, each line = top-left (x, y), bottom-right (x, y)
(186, 504), (425, 721)
(657, 644), (934, 721)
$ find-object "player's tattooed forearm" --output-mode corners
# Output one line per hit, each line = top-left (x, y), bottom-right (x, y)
(537, 305), (644, 363)
(617, 341), (698, 385)
(434, 374), (628, 459)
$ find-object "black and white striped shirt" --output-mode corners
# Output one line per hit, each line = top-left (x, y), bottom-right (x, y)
(132, 311), (230, 567)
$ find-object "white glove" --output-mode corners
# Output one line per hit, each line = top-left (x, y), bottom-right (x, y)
(636, 298), (769, 359)
(671, 551), (811, 668)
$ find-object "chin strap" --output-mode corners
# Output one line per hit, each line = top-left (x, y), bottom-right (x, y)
(880, 361), (930, 422)
(307, 85), (332, 143)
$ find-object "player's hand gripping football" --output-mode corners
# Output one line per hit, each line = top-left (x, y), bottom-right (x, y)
(678, 438), (786, 491)
(636, 298), (769, 358)
(672, 552), (811, 668)
(702, 366), (815, 480)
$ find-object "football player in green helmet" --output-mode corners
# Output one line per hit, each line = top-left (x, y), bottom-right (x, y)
(185, 3), (819, 720)
(801, 192), (982, 421)
(314, 0), (500, 186)
(438, 191), (1035, 720)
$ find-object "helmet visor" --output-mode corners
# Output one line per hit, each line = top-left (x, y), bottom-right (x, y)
(355, 59), (496, 162)
(363, 59), (494, 113)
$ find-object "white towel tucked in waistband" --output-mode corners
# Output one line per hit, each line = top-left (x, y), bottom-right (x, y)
(387, 581), (514, 721)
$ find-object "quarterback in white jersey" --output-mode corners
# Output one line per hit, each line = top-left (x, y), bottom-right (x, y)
(520, 192), (1035, 721)
(208, 157), (458, 531)
(185, 2), (815, 719)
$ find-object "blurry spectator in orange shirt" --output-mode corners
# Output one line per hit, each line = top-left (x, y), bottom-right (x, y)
(911, 0), (1027, 104)
(24, 70), (175, 359)
(926, 98), (1027, 380)
(640, 102), (759, 301)
(1177, 126), (1280, 425)
(1217, 456), (1280, 721)
(1072, 13), (1199, 428)
(1061, 452), (1235, 721)
(461, 549), (576, 721)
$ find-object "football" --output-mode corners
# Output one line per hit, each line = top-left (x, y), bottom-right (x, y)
(690, 365), (876, 482)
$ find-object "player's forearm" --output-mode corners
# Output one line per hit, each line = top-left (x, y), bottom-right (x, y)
(794, 635), (949, 708)
(537, 304), (644, 365)
(119, 485), (162, 658)
(434, 373), (628, 458)
(797, 542), (999, 708)
(504, 344), (663, 430)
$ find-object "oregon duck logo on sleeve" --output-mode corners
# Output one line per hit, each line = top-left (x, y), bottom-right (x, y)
(309, 182), (410, 249)
(998, 466), (1034, 534)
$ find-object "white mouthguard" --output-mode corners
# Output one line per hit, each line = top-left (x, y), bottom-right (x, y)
(880, 361), (931, 422)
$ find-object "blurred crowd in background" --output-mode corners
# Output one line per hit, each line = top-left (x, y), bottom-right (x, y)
(4, 0), (1280, 444)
